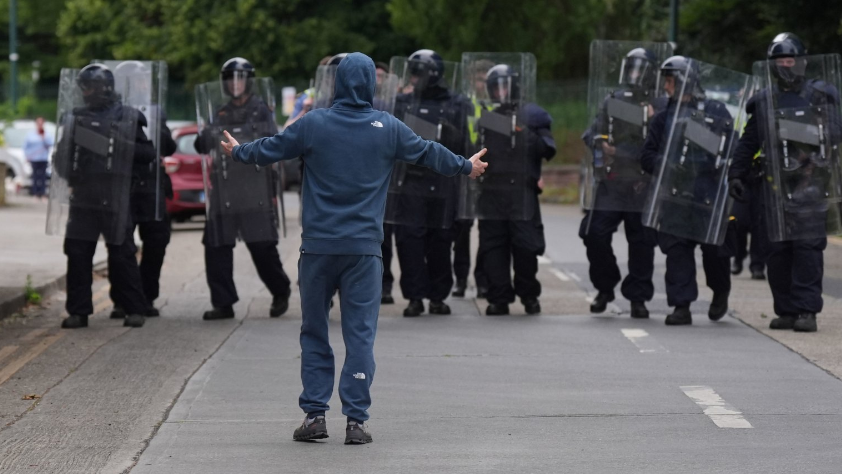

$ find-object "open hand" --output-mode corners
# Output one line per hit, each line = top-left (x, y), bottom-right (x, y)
(220, 130), (239, 157)
(469, 148), (489, 179)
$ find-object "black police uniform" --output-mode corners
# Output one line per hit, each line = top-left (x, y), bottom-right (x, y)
(730, 82), (841, 316)
(478, 103), (556, 307)
(109, 110), (177, 311)
(195, 94), (291, 310)
(392, 85), (468, 304)
(730, 153), (768, 275)
(640, 98), (735, 310)
(62, 102), (156, 319)
(579, 92), (665, 306)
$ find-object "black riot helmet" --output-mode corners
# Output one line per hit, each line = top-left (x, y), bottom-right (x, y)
(767, 33), (808, 90)
(486, 64), (520, 105)
(620, 48), (658, 89)
(407, 49), (445, 92)
(328, 53), (349, 66)
(659, 55), (704, 100)
(77, 63), (116, 108)
(220, 57), (255, 99)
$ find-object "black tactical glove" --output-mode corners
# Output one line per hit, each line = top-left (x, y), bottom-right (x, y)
(728, 178), (747, 203)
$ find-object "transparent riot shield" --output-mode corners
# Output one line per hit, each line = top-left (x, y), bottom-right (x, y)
(752, 54), (842, 241)
(642, 59), (753, 245)
(458, 52), (537, 221)
(583, 40), (674, 213)
(384, 56), (466, 228)
(313, 64), (398, 114)
(195, 77), (284, 247)
(94, 60), (168, 221)
(46, 68), (137, 245)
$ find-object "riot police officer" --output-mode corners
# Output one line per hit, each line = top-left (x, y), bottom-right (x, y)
(580, 47), (663, 318)
(729, 33), (842, 332)
(106, 61), (178, 320)
(471, 60), (557, 316)
(388, 49), (468, 316)
(52, 63), (156, 329)
(640, 56), (736, 325)
(730, 150), (768, 280)
(194, 58), (291, 320)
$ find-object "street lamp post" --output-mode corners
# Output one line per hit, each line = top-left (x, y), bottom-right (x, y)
(9, 0), (18, 111)
(668, 0), (679, 47)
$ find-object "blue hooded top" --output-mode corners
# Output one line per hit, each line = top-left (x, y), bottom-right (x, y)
(232, 52), (474, 256)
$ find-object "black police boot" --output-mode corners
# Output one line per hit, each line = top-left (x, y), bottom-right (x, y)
(486, 303), (510, 316)
(380, 291), (394, 305)
(429, 301), (451, 315)
(124, 313), (146, 328)
(665, 306), (692, 326)
(730, 259), (743, 275)
(403, 300), (424, 317)
(203, 306), (235, 321)
(270, 296), (289, 318)
(769, 315), (797, 330)
(750, 269), (766, 280)
(630, 301), (649, 319)
(61, 314), (88, 329)
(452, 279), (467, 298)
(476, 286), (488, 299)
(522, 298), (541, 315)
(109, 306), (126, 319)
(793, 313), (817, 333)
(708, 291), (729, 321)
(145, 307), (160, 317)
(590, 291), (615, 313)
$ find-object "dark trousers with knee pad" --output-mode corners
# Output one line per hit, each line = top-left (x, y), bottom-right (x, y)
(395, 225), (455, 302)
(767, 238), (825, 316)
(659, 232), (732, 308)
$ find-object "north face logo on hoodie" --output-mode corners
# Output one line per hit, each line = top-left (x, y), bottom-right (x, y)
(370, 121), (383, 128)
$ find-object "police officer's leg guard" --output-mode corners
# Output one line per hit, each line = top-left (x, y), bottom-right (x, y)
(479, 219), (515, 306)
(511, 211), (545, 304)
(701, 242), (732, 320)
(107, 232), (150, 316)
(766, 240), (799, 317)
(579, 210), (623, 297)
(64, 238), (98, 317)
(381, 223), (395, 301)
(452, 220), (473, 287)
(395, 224), (431, 302)
(789, 238), (826, 315)
(659, 234), (699, 309)
(620, 212), (656, 303)
(426, 227), (456, 303)
(245, 241), (292, 300)
(203, 227), (239, 310)
(137, 218), (171, 305)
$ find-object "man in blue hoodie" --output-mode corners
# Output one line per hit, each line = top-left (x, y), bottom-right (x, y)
(220, 52), (488, 445)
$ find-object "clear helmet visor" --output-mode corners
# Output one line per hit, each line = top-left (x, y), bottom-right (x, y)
(221, 70), (253, 98)
(488, 76), (514, 104)
(619, 58), (654, 87)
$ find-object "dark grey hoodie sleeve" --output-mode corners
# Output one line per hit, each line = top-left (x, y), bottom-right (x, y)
(394, 120), (473, 177)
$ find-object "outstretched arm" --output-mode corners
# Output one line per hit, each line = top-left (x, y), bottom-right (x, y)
(225, 116), (308, 166)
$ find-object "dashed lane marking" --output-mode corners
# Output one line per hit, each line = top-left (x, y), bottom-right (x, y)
(680, 385), (753, 429)
(0, 334), (64, 387)
(537, 255), (552, 265)
(549, 268), (571, 282)
(620, 329), (668, 353)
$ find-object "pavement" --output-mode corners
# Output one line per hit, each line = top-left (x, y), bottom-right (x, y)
(0, 197), (841, 473)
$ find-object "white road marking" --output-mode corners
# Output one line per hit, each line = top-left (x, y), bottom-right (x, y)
(680, 385), (753, 429)
(549, 268), (570, 282)
(537, 255), (552, 265)
(567, 272), (582, 282)
(621, 329), (668, 353)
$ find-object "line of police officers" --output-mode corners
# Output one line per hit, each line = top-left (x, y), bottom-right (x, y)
(47, 33), (839, 334)
(581, 32), (841, 333)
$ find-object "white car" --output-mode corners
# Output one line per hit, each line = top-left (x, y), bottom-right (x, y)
(1, 120), (57, 189)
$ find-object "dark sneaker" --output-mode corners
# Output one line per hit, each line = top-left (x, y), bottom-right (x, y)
(270, 296), (289, 318)
(61, 314), (88, 329)
(630, 301), (649, 319)
(381, 292), (394, 305)
(124, 314), (146, 328)
(665, 306), (692, 326)
(452, 279), (467, 297)
(730, 259), (743, 275)
(590, 291), (615, 313)
(522, 298), (541, 315)
(793, 313), (817, 333)
(110, 307), (126, 319)
(203, 306), (235, 321)
(293, 415), (328, 441)
(403, 300), (424, 317)
(476, 287), (488, 299)
(486, 303), (509, 316)
(708, 291), (729, 321)
(769, 315), (797, 330)
(429, 301), (451, 315)
(145, 307), (160, 317)
(344, 421), (372, 445)
(750, 269), (766, 280)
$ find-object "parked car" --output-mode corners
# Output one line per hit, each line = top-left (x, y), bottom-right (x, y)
(165, 124), (206, 222)
(1, 120), (57, 190)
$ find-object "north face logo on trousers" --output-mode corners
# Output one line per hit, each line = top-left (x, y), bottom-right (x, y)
(370, 121), (383, 128)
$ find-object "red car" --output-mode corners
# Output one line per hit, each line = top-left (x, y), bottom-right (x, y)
(165, 125), (207, 222)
